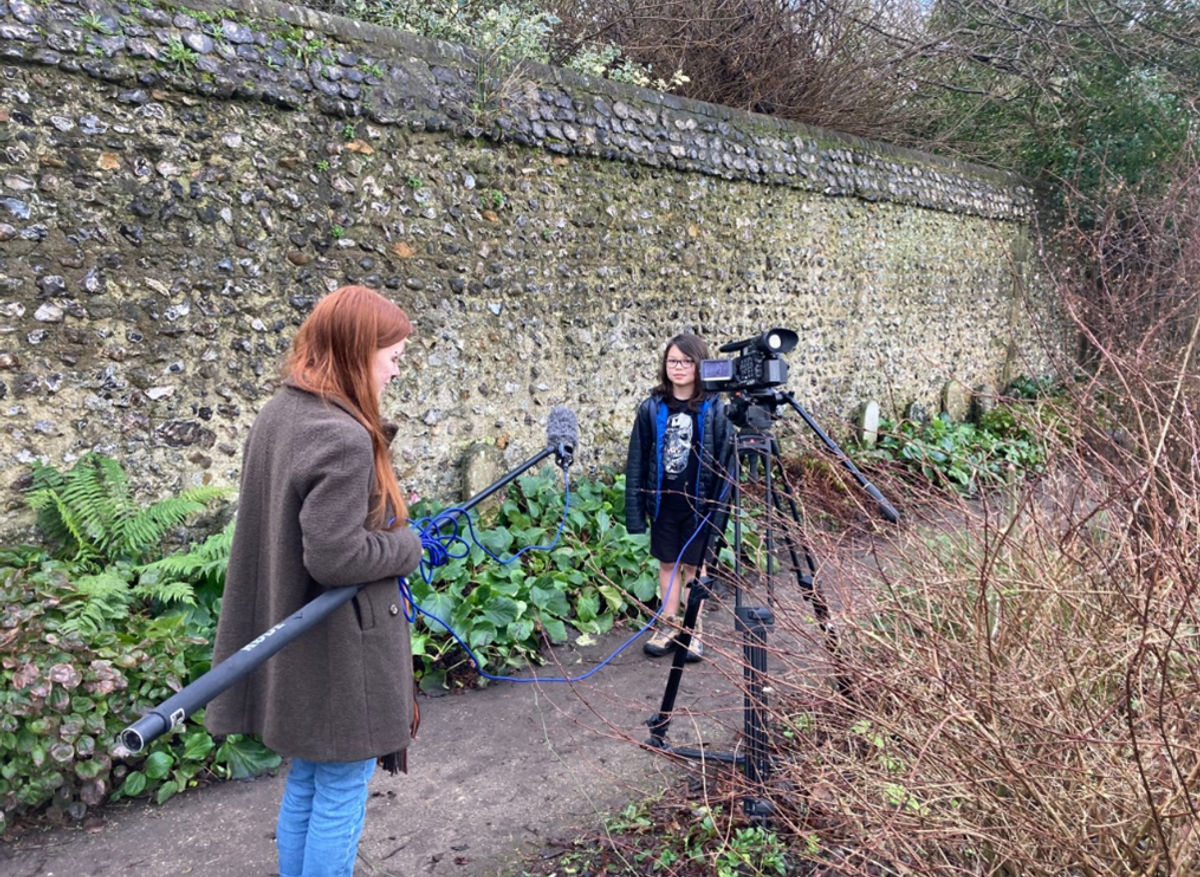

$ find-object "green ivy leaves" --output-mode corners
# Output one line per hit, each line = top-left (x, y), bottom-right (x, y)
(859, 393), (1058, 495)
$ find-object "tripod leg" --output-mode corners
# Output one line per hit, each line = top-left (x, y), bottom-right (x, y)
(733, 433), (776, 605)
(646, 428), (741, 751)
(737, 605), (775, 823)
(644, 424), (783, 821)
(770, 441), (832, 618)
(728, 433), (783, 818)
(645, 574), (710, 748)
(767, 438), (851, 694)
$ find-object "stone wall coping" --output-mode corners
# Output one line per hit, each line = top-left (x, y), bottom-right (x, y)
(214, 0), (1027, 189)
(2, 0), (1037, 221)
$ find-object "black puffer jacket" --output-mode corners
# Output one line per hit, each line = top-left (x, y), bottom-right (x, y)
(624, 393), (732, 539)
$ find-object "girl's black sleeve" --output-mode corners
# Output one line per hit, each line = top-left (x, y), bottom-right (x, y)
(708, 399), (734, 538)
(624, 400), (650, 534)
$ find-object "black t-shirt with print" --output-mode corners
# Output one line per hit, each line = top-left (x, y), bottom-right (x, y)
(659, 395), (700, 511)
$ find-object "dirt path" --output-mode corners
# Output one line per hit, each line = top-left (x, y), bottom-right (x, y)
(1, 617), (751, 877)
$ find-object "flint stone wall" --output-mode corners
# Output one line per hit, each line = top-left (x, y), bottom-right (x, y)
(0, 0), (1067, 539)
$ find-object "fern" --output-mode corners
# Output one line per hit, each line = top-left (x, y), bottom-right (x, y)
(35, 455), (127, 558)
(27, 470), (108, 564)
(114, 485), (231, 561)
(29, 455), (128, 563)
(27, 462), (74, 546)
(136, 519), (235, 624)
(58, 569), (135, 634)
(132, 578), (198, 608)
(25, 454), (232, 570)
(140, 521), (234, 587)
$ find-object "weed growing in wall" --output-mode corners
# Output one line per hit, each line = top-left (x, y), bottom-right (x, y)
(328, 0), (686, 121)
(77, 12), (116, 35)
(161, 38), (199, 72)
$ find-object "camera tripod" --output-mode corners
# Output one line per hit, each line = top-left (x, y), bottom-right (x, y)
(644, 389), (898, 821)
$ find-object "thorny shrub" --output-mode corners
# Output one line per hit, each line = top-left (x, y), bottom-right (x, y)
(526, 146), (1200, 876)
(746, 458), (1199, 875)
(631, 147), (1200, 875)
(544, 0), (918, 139)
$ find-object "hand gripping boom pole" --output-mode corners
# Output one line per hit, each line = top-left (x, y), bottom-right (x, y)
(119, 407), (579, 754)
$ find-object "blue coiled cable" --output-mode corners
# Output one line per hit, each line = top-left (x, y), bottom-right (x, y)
(398, 465), (730, 684)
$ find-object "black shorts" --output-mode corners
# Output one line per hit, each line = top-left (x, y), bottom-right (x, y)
(650, 504), (710, 567)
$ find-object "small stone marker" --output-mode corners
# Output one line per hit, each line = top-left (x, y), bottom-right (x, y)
(970, 383), (997, 423)
(856, 400), (880, 446)
(941, 380), (969, 421)
(903, 401), (931, 426)
(460, 441), (508, 515)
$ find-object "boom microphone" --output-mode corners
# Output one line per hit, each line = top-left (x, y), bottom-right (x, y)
(545, 405), (578, 467)
(119, 406), (581, 754)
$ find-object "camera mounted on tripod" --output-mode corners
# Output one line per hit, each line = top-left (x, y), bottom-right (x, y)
(699, 328), (799, 430)
(699, 328), (798, 395)
(646, 324), (898, 822)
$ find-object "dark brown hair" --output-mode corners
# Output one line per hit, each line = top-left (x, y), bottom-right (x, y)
(285, 285), (412, 528)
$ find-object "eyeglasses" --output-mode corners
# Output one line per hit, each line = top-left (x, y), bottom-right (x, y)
(666, 358), (694, 369)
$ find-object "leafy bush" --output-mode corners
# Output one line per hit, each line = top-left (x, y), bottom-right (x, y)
(342, 0), (558, 65)
(0, 547), (277, 834)
(856, 398), (1055, 494)
(407, 470), (658, 688)
(3, 452), (699, 830)
(0, 456), (274, 834)
(1005, 374), (1060, 400)
(306, 0), (682, 93)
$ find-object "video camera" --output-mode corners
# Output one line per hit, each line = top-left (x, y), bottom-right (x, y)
(699, 328), (798, 394)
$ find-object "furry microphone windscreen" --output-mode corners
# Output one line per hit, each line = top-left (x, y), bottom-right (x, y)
(545, 406), (579, 452)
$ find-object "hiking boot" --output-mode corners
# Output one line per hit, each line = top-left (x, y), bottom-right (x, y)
(643, 615), (678, 657)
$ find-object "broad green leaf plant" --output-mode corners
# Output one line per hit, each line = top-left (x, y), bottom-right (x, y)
(408, 471), (659, 689)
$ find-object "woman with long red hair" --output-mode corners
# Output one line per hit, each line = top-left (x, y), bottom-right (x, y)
(207, 285), (422, 877)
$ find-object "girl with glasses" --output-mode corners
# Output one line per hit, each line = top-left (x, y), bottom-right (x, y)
(624, 333), (732, 661)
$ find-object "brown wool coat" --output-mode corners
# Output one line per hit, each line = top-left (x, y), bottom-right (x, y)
(205, 386), (423, 762)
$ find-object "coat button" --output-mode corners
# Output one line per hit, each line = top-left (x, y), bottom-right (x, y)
(389, 604), (400, 616)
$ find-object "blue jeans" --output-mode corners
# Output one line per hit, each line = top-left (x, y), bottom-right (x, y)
(276, 757), (377, 877)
